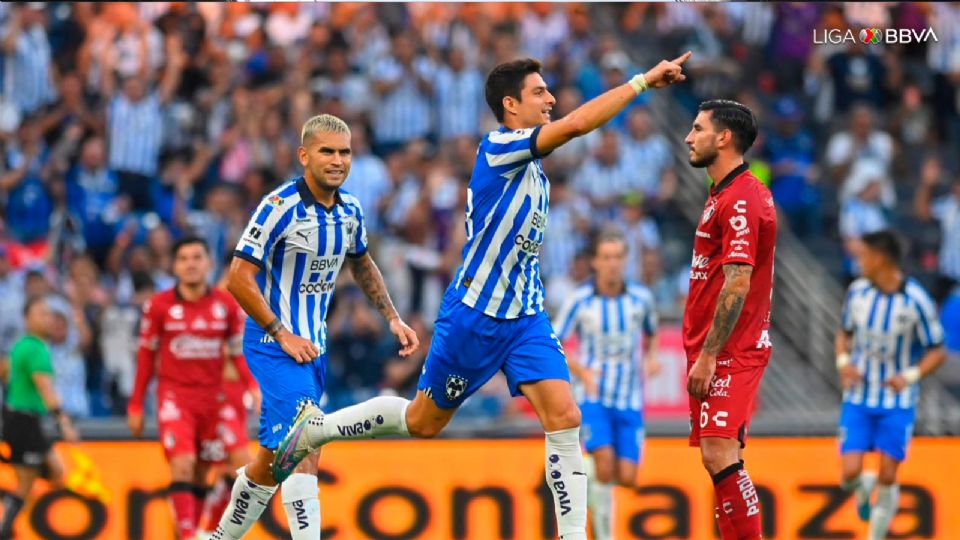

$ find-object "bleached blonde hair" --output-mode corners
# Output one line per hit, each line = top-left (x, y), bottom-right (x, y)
(300, 114), (351, 144)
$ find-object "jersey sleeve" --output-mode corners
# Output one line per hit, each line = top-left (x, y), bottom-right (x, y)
(910, 285), (945, 348)
(717, 192), (762, 267)
(482, 126), (547, 170)
(346, 202), (369, 258)
(129, 297), (164, 414)
(234, 196), (293, 267)
(23, 339), (53, 376)
(840, 283), (858, 333)
(552, 296), (582, 341)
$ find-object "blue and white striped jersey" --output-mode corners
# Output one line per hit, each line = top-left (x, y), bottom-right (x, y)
(234, 177), (368, 353)
(553, 282), (658, 411)
(108, 93), (164, 177)
(452, 126), (550, 318)
(841, 277), (945, 409)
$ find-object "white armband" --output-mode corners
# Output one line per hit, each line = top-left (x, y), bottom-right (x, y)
(903, 366), (922, 385)
(628, 74), (648, 95)
(836, 352), (851, 370)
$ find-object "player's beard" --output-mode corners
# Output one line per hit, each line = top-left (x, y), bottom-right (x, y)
(688, 145), (719, 168)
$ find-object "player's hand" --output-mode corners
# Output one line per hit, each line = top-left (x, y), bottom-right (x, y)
(687, 354), (716, 400)
(839, 364), (862, 390)
(127, 411), (143, 438)
(389, 317), (420, 357)
(645, 357), (663, 378)
(885, 374), (908, 393)
(643, 51), (691, 89)
(276, 329), (321, 363)
(60, 417), (80, 443)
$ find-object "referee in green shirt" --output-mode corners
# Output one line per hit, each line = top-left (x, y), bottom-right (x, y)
(0, 296), (78, 539)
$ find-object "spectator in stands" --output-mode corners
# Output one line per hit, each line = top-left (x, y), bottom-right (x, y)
(573, 129), (635, 223)
(764, 96), (820, 238)
(520, 4), (569, 63)
(618, 193), (661, 284)
(370, 30), (435, 156)
(99, 270), (154, 414)
(915, 158), (960, 302)
(1, 4), (56, 116)
(840, 177), (890, 282)
(65, 137), (124, 266)
(827, 105), (896, 207)
(45, 294), (91, 418)
(344, 124), (391, 236)
(102, 33), (185, 210)
(641, 249), (684, 321)
(621, 107), (677, 209)
(541, 175), (590, 282)
(433, 46), (484, 142)
(826, 38), (889, 114)
(0, 246), (24, 364)
(311, 44), (372, 120)
(927, 2), (960, 146)
(1, 118), (53, 245)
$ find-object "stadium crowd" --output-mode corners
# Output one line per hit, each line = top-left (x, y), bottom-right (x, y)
(0, 2), (957, 420)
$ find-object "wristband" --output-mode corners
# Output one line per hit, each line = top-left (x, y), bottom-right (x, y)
(266, 317), (283, 337)
(903, 366), (922, 385)
(628, 73), (648, 95)
(836, 352), (851, 370)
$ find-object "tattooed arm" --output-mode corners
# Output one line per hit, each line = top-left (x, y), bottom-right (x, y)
(347, 253), (420, 356)
(687, 263), (752, 399)
(346, 253), (400, 321)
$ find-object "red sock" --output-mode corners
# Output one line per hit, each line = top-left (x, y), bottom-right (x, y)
(715, 499), (738, 539)
(169, 482), (196, 539)
(713, 463), (762, 540)
(201, 475), (235, 532)
(191, 485), (208, 529)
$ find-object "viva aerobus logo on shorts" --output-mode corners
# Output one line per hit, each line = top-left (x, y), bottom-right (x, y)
(812, 27), (938, 44)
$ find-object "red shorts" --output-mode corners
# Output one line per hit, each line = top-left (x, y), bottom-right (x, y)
(688, 364), (765, 448)
(156, 389), (227, 463)
(217, 381), (250, 455)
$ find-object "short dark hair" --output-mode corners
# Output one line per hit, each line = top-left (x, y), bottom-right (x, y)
(23, 295), (45, 318)
(698, 99), (758, 154)
(590, 228), (628, 257)
(861, 230), (904, 265)
(171, 236), (209, 258)
(485, 58), (542, 123)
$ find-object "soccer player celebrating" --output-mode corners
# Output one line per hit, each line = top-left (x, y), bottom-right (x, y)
(272, 54), (690, 539)
(552, 229), (660, 540)
(128, 237), (253, 540)
(682, 100), (776, 539)
(0, 297), (79, 539)
(212, 114), (419, 540)
(836, 230), (945, 540)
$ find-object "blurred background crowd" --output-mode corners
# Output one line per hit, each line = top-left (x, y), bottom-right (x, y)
(0, 2), (957, 422)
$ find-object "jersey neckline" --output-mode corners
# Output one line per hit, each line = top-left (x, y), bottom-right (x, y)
(710, 162), (750, 196)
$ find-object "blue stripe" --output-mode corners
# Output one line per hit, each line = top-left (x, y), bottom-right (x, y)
(914, 297), (934, 346)
(265, 206), (297, 260)
(269, 240), (287, 318)
(497, 252), (526, 318)
(289, 253), (307, 336)
(475, 195), (533, 313)
(306, 292), (316, 345)
(597, 363), (608, 405)
(612, 362), (623, 407)
(881, 294), (894, 332)
(616, 295), (626, 333)
(461, 177), (526, 281)
(332, 206), (344, 255)
(865, 289), (881, 330)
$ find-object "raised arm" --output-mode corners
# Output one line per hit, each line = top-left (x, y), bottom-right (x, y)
(536, 51), (691, 155)
(346, 253), (419, 357)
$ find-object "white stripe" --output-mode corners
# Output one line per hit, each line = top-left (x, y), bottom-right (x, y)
(487, 128), (535, 144)
(485, 149), (532, 167)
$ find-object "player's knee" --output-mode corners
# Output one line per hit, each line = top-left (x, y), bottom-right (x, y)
(169, 455), (197, 481)
(593, 458), (614, 484)
(407, 419), (444, 439)
(617, 470), (637, 487)
(699, 447), (736, 476)
(544, 403), (581, 432)
(878, 469), (898, 485)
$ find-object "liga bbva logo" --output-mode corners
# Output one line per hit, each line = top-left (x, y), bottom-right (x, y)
(813, 27), (938, 45)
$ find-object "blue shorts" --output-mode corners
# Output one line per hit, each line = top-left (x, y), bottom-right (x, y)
(243, 336), (327, 450)
(581, 402), (645, 462)
(839, 402), (915, 462)
(418, 292), (570, 409)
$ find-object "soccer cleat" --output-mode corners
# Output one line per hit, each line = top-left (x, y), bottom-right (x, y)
(856, 472), (877, 522)
(272, 403), (323, 483)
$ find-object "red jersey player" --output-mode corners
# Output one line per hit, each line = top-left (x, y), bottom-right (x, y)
(127, 237), (248, 540)
(682, 100), (776, 540)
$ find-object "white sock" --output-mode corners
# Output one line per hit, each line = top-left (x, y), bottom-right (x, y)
(841, 471), (876, 508)
(282, 473), (321, 540)
(306, 396), (409, 446)
(545, 427), (588, 540)
(212, 467), (278, 540)
(587, 474), (613, 539)
(868, 483), (899, 540)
